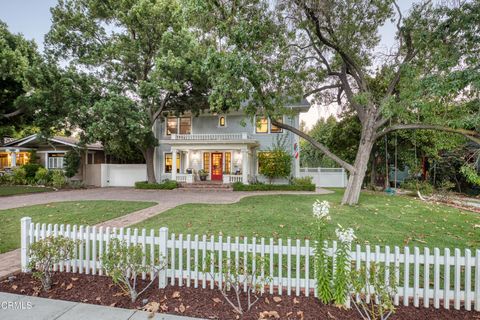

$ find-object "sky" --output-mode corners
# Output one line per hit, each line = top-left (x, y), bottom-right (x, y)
(0, 0), (417, 130)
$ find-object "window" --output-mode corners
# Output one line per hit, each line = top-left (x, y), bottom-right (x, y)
(164, 153), (180, 173)
(179, 117), (192, 134)
(166, 117), (192, 135)
(48, 153), (65, 169)
(270, 117), (283, 133)
(255, 117), (269, 133)
(203, 152), (210, 172)
(218, 116), (226, 127)
(166, 117), (178, 135)
(225, 152), (231, 174)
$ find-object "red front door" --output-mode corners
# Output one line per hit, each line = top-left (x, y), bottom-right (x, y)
(211, 153), (223, 181)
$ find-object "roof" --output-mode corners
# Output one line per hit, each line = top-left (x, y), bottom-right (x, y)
(3, 134), (103, 150)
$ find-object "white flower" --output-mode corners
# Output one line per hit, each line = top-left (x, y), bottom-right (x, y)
(335, 224), (356, 245)
(312, 200), (330, 220)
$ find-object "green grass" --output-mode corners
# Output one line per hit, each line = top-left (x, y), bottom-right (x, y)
(133, 189), (480, 250)
(0, 200), (156, 253)
(0, 185), (55, 197)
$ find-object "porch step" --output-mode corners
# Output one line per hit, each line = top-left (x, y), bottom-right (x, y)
(179, 182), (233, 191)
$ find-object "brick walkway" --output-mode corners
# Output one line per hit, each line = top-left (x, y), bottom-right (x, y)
(0, 187), (331, 278)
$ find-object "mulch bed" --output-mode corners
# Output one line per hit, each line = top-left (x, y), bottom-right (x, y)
(0, 272), (477, 319)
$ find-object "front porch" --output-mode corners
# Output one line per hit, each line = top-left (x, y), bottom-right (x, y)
(160, 146), (256, 185)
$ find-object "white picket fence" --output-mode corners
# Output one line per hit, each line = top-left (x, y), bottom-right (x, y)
(20, 217), (480, 311)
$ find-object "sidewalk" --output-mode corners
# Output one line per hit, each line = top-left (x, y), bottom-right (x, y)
(0, 292), (205, 320)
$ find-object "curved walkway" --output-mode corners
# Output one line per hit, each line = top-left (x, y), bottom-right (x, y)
(0, 187), (332, 278)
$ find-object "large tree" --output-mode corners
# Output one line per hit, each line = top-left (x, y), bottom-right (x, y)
(194, 0), (479, 204)
(46, 0), (212, 183)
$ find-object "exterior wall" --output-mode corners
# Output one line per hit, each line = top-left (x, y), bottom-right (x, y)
(154, 113), (302, 183)
(85, 164), (102, 186)
(85, 164), (147, 187)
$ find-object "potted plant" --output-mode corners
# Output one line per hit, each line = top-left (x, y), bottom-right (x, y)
(198, 169), (208, 181)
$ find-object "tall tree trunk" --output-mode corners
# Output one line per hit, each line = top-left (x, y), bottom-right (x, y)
(145, 147), (156, 184)
(342, 123), (376, 205)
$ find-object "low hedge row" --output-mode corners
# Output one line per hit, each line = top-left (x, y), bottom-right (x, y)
(134, 180), (179, 190)
(232, 182), (316, 191)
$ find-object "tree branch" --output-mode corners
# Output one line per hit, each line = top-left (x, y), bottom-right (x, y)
(1, 107), (25, 119)
(270, 119), (355, 173)
(304, 84), (341, 98)
(375, 124), (480, 144)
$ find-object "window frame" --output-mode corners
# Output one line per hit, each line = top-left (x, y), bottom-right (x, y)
(165, 116), (192, 136)
(164, 152), (181, 173)
(218, 115), (227, 128)
(254, 115), (285, 134)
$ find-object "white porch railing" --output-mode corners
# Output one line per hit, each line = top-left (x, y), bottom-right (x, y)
(223, 174), (243, 184)
(171, 133), (250, 140)
(20, 217), (480, 311)
(174, 173), (194, 183)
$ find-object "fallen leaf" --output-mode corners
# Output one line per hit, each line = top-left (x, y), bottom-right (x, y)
(259, 311), (280, 319)
(179, 303), (186, 313)
(172, 291), (181, 299)
(60, 282), (65, 288)
(297, 311), (304, 320)
(82, 299), (88, 303)
(286, 312), (293, 317)
(212, 297), (222, 304)
(273, 296), (282, 303)
(160, 303), (168, 311)
(143, 301), (160, 314)
(11, 285), (17, 290)
(95, 297), (101, 301)
(71, 277), (79, 281)
(110, 302), (116, 307)
(327, 311), (337, 319)
(66, 283), (73, 290)
(293, 297), (299, 304)
(265, 297), (270, 304)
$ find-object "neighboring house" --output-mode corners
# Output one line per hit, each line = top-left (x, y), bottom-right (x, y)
(0, 134), (106, 180)
(155, 101), (310, 184)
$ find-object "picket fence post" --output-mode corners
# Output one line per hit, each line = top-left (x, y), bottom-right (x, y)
(158, 227), (169, 288)
(20, 217), (32, 272)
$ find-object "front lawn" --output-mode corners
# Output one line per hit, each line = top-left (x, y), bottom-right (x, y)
(133, 190), (480, 250)
(0, 200), (156, 253)
(0, 185), (55, 197)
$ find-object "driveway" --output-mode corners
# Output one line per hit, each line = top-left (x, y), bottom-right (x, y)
(0, 187), (332, 278)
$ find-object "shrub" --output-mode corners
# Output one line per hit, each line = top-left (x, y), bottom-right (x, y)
(101, 238), (164, 302)
(350, 263), (397, 320)
(232, 182), (315, 191)
(28, 236), (76, 291)
(292, 176), (315, 186)
(203, 253), (270, 315)
(134, 180), (178, 190)
(51, 170), (66, 189)
(257, 149), (292, 182)
(35, 167), (51, 185)
(22, 163), (42, 181)
(64, 150), (81, 178)
(11, 167), (27, 185)
(0, 173), (12, 185)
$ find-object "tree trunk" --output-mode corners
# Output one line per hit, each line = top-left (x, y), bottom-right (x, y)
(369, 145), (376, 188)
(342, 124), (376, 205)
(145, 147), (156, 184)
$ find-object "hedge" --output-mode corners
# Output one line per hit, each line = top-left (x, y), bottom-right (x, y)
(232, 182), (315, 191)
(134, 180), (179, 190)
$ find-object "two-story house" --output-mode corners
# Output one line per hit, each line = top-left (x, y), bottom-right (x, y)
(154, 101), (309, 184)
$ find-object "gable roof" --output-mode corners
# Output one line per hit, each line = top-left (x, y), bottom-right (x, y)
(3, 134), (103, 150)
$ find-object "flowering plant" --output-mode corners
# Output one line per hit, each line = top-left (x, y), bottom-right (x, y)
(313, 200), (331, 220)
(333, 225), (356, 305)
(335, 225), (356, 245)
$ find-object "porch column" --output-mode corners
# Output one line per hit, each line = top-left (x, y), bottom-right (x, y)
(11, 151), (17, 167)
(171, 148), (177, 181)
(242, 149), (249, 184)
(186, 150), (190, 171)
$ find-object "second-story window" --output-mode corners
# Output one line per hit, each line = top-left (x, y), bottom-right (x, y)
(270, 117), (283, 133)
(218, 116), (226, 127)
(255, 117), (269, 133)
(166, 117), (192, 135)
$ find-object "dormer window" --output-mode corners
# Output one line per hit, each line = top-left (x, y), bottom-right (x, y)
(218, 116), (226, 127)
